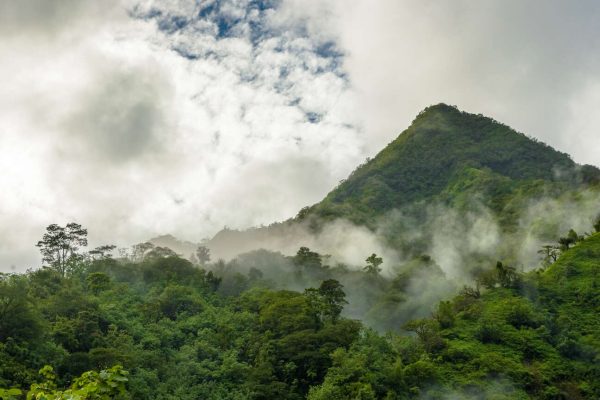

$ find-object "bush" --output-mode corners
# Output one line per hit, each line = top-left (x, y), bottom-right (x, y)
(476, 321), (504, 344)
(506, 302), (540, 329)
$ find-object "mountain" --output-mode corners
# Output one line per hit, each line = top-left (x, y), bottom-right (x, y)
(201, 104), (600, 261)
(148, 234), (199, 258)
(4, 105), (600, 399)
(305, 103), (600, 226)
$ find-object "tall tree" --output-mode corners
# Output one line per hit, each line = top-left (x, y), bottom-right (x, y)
(495, 261), (518, 288)
(364, 253), (383, 275)
(538, 244), (560, 267)
(131, 242), (155, 262)
(196, 245), (211, 266)
(293, 247), (322, 269)
(317, 279), (347, 323)
(304, 279), (348, 323)
(88, 245), (116, 261)
(36, 223), (88, 277)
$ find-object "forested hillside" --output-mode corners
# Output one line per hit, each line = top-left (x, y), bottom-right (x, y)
(200, 105), (600, 266)
(308, 104), (600, 225)
(1, 105), (600, 399)
(1, 220), (599, 399)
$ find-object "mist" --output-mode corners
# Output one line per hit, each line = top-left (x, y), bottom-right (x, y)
(148, 184), (595, 331)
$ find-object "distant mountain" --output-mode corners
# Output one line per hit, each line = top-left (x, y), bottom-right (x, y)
(305, 103), (600, 226)
(148, 234), (199, 258)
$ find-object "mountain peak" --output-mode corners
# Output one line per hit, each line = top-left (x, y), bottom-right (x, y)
(308, 104), (599, 225)
(417, 102), (459, 115)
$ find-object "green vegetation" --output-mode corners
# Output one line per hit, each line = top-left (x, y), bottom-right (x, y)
(2, 105), (600, 398)
(0, 227), (363, 399)
(307, 104), (600, 226)
(14, 364), (128, 400)
(2, 221), (599, 399)
(310, 234), (600, 399)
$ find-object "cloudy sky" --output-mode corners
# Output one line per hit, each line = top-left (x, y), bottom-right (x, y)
(1, 0), (600, 270)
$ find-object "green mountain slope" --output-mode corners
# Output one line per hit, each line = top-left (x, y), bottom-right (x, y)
(200, 104), (600, 265)
(308, 104), (600, 225)
(310, 233), (600, 399)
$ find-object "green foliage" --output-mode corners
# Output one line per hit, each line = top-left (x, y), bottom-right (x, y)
(434, 300), (455, 329)
(36, 223), (88, 277)
(293, 247), (322, 270)
(314, 233), (600, 399)
(0, 388), (22, 400)
(1, 365), (128, 400)
(558, 229), (578, 250)
(3, 221), (600, 398)
(309, 104), (599, 226)
(403, 318), (446, 354)
(146, 285), (204, 320)
(0, 276), (43, 342)
(25, 365), (128, 400)
(307, 331), (400, 400)
(475, 261), (520, 289)
(304, 280), (348, 323)
(495, 261), (520, 288)
(85, 273), (111, 295)
(363, 254), (383, 275)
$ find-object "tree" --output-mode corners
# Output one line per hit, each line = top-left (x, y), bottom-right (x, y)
(475, 266), (499, 289)
(0, 388), (21, 400)
(304, 279), (348, 323)
(88, 245), (116, 261)
(0, 275), (42, 341)
(296, 206), (310, 221)
(594, 215), (600, 233)
(195, 245), (211, 266)
(434, 300), (455, 329)
(248, 267), (264, 281)
(319, 279), (347, 323)
(36, 223), (88, 277)
(558, 229), (582, 251)
(538, 245), (560, 266)
(403, 318), (445, 354)
(145, 246), (178, 259)
(495, 261), (518, 288)
(205, 271), (222, 292)
(131, 242), (155, 262)
(153, 285), (203, 320)
(459, 285), (480, 299)
(86, 272), (111, 294)
(364, 253), (383, 275)
(293, 247), (322, 270)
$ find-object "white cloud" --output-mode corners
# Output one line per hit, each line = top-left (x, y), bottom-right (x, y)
(292, 0), (600, 164)
(0, 0), (363, 270)
(1, 0), (600, 271)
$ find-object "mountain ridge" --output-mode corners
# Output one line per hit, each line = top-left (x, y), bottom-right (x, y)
(304, 103), (599, 225)
(154, 104), (600, 261)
